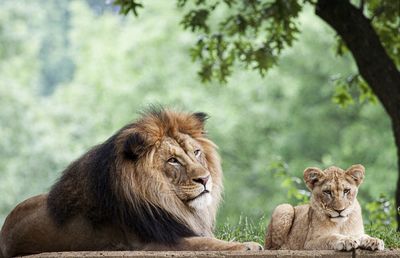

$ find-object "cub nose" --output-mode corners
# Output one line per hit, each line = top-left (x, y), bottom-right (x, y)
(334, 208), (345, 214)
(193, 175), (210, 186)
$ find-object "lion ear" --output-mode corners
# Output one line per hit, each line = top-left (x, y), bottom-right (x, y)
(193, 112), (208, 125)
(346, 164), (365, 186)
(123, 132), (148, 161)
(304, 167), (325, 190)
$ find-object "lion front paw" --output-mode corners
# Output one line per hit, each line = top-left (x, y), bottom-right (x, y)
(243, 241), (263, 251)
(360, 236), (384, 251)
(229, 242), (263, 251)
(334, 236), (360, 251)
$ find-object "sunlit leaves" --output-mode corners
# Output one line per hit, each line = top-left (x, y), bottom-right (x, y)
(365, 193), (397, 229)
(332, 74), (378, 107)
(337, 0), (400, 67)
(334, 35), (348, 56)
(269, 159), (310, 204)
(333, 82), (354, 108)
(191, 34), (235, 82)
(253, 45), (276, 75)
(366, 0), (400, 66)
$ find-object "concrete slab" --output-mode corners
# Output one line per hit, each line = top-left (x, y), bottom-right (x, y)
(20, 250), (356, 258)
(356, 249), (400, 258)
(18, 250), (400, 258)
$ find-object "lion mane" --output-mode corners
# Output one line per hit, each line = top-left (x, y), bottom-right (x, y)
(46, 108), (222, 244)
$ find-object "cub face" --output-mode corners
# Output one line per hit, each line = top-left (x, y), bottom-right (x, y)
(304, 164), (365, 222)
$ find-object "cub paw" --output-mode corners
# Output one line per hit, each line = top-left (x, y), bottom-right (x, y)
(360, 236), (384, 251)
(334, 237), (360, 251)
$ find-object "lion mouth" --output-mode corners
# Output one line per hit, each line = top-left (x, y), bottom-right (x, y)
(329, 210), (348, 219)
(330, 215), (346, 218)
(329, 214), (348, 222)
(187, 190), (210, 202)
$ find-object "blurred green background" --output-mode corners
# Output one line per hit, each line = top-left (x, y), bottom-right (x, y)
(0, 0), (396, 228)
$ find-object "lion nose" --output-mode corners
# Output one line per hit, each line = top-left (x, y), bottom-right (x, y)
(193, 175), (209, 186)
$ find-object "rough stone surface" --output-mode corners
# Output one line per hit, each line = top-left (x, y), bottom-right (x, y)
(19, 250), (400, 258)
(356, 250), (400, 258)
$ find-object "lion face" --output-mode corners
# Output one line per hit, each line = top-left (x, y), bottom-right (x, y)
(156, 134), (213, 210)
(304, 164), (365, 223)
(116, 108), (222, 228)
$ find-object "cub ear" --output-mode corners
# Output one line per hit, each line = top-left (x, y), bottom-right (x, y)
(123, 132), (148, 161)
(304, 167), (325, 190)
(346, 164), (365, 186)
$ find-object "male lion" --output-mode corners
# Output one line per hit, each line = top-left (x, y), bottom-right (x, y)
(0, 108), (262, 257)
(265, 164), (384, 251)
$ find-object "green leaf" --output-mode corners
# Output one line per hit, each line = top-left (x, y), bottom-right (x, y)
(113, 0), (143, 16)
(181, 9), (210, 33)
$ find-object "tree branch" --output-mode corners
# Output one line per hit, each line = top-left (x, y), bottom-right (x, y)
(315, 0), (400, 119)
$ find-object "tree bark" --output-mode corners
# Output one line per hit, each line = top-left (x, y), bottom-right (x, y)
(315, 0), (400, 228)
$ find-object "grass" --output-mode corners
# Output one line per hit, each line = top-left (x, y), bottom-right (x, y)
(366, 225), (400, 249)
(216, 216), (266, 245)
(216, 216), (400, 249)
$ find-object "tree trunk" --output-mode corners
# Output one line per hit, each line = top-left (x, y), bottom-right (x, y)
(315, 0), (400, 228)
(394, 120), (400, 229)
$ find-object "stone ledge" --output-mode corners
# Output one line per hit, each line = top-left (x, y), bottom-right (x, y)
(20, 250), (400, 258)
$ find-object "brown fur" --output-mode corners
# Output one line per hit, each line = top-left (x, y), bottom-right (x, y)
(265, 164), (384, 251)
(0, 108), (262, 257)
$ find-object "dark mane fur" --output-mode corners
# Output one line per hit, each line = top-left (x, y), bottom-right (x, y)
(47, 120), (196, 244)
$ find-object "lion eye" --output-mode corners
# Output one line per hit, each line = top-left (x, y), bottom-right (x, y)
(323, 190), (332, 196)
(167, 157), (180, 165)
(344, 188), (350, 194)
(194, 149), (201, 157)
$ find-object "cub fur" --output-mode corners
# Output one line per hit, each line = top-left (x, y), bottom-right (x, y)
(265, 164), (384, 251)
(0, 108), (261, 258)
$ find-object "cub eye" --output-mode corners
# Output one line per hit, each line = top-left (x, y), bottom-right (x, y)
(167, 157), (180, 165)
(194, 149), (201, 157)
(344, 188), (350, 194)
(323, 190), (332, 196)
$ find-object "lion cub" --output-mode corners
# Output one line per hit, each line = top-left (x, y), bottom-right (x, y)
(265, 164), (384, 251)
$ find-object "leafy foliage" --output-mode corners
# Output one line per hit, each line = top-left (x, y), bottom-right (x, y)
(269, 159), (310, 204)
(365, 0), (400, 67)
(332, 74), (378, 107)
(330, 0), (400, 108)
(365, 194), (398, 229)
(177, 0), (304, 82)
(115, 0), (399, 85)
